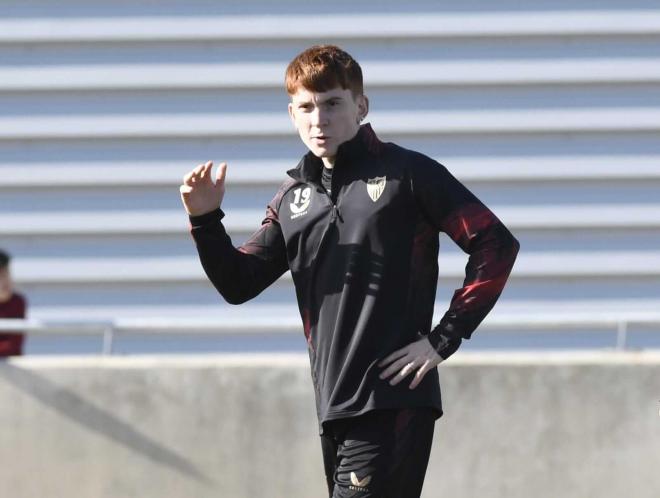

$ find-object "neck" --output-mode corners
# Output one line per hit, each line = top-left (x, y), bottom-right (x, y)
(322, 156), (335, 169)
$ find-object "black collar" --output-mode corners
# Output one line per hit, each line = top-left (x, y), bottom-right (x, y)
(287, 123), (382, 184)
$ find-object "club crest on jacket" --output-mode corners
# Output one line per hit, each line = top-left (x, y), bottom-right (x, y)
(367, 176), (386, 202)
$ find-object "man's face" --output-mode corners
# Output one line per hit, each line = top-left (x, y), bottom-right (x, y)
(288, 86), (368, 162)
(0, 267), (13, 302)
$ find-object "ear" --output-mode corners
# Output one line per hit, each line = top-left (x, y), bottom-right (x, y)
(288, 102), (297, 129)
(357, 94), (369, 122)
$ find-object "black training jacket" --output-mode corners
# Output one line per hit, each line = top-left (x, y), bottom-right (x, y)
(189, 124), (520, 434)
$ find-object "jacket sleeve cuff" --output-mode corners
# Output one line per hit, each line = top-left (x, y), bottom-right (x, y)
(427, 330), (462, 360)
(189, 208), (225, 228)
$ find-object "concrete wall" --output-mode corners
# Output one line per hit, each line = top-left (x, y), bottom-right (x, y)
(1, 352), (659, 498)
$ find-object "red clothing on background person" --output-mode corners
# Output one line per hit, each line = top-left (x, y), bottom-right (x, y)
(0, 293), (27, 356)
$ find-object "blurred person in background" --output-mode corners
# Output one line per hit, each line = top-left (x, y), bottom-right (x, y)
(180, 45), (519, 497)
(0, 249), (27, 357)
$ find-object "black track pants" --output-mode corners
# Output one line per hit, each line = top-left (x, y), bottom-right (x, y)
(320, 407), (436, 498)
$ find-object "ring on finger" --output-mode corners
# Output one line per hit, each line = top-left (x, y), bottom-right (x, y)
(400, 361), (415, 375)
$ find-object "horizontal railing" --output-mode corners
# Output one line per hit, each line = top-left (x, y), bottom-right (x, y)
(2, 156), (660, 188)
(4, 250), (660, 284)
(2, 109), (660, 141)
(3, 59), (660, 92)
(3, 205), (660, 238)
(2, 313), (660, 355)
(1, 11), (659, 44)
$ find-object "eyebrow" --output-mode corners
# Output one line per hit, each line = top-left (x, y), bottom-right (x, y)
(297, 96), (343, 106)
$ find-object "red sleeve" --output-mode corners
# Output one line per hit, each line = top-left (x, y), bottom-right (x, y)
(0, 294), (27, 356)
(0, 293), (26, 319)
(16, 294), (26, 318)
(411, 157), (520, 350)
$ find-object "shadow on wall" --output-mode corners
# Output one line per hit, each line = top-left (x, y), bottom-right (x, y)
(0, 362), (213, 486)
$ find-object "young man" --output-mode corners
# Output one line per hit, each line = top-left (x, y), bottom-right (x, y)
(180, 45), (519, 497)
(0, 249), (27, 357)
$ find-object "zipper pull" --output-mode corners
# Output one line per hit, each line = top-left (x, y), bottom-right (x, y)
(330, 204), (343, 223)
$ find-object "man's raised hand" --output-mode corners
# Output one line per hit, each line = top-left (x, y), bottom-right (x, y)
(179, 161), (228, 216)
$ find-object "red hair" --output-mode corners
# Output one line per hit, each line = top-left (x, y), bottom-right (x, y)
(285, 45), (364, 97)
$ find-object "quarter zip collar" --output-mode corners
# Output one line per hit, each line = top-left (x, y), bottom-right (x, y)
(286, 123), (382, 184)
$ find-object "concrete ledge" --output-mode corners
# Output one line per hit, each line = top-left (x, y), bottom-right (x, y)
(9, 352), (312, 368)
(8, 350), (660, 367)
(1, 351), (659, 498)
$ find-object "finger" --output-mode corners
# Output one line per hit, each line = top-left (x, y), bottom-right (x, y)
(182, 163), (206, 185)
(191, 163), (207, 182)
(377, 347), (408, 368)
(182, 171), (194, 185)
(199, 160), (213, 179)
(216, 162), (228, 185)
(379, 355), (410, 379)
(408, 359), (433, 390)
(389, 361), (418, 386)
(380, 356), (415, 381)
(179, 184), (193, 194)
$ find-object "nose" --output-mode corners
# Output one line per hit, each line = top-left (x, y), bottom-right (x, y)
(310, 106), (329, 127)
